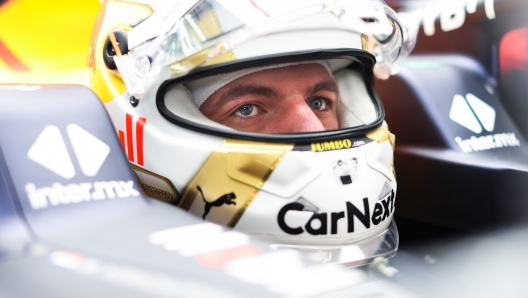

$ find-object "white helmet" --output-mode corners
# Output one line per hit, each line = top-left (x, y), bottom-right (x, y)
(88, 0), (416, 265)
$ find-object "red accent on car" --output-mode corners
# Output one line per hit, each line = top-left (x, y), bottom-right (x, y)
(500, 27), (528, 75)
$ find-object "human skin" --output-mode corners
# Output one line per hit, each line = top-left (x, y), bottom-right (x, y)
(199, 63), (339, 133)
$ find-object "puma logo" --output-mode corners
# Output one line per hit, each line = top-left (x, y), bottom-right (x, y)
(197, 185), (236, 220)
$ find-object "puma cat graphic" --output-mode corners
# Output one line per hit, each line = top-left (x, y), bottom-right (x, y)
(197, 185), (236, 220)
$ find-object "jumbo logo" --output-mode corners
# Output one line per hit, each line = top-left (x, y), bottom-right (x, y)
(311, 139), (357, 152)
(278, 191), (395, 235)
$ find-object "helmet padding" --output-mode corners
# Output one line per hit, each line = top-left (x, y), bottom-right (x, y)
(335, 69), (377, 128)
(185, 61), (331, 108)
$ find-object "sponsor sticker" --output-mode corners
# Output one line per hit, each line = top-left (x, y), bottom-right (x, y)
(196, 185), (236, 220)
(132, 165), (180, 204)
(455, 133), (520, 153)
(293, 137), (371, 152)
(25, 124), (140, 210)
(449, 93), (521, 153)
(421, 0), (495, 36)
(311, 139), (353, 152)
(278, 190), (395, 235)
(25, 181), (139, 210)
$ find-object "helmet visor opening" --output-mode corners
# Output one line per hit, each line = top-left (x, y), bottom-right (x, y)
(157, 50), (384, 142)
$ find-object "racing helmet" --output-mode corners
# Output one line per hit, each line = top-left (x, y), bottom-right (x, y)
(88, 0), (416, 265)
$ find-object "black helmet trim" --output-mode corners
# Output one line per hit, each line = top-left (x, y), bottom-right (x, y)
(156, 49), (385, 143)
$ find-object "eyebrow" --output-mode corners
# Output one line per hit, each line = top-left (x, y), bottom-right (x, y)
(207, 84), (279, 112)
(210, 79), (339, 111)
(224, 84), (279, 100)
(306, 80), (339, 96)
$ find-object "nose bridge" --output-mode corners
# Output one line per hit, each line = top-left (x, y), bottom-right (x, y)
(275, 97), (325, 133)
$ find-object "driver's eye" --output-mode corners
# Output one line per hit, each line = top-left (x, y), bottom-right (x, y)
(309, 98), (325, 110)
(237, 105), (254, 116)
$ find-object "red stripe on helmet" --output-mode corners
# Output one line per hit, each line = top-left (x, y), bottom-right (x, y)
(136, 117), (146, 166)
(118, 130), (125, 152)
(126, 114), (134, 162)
